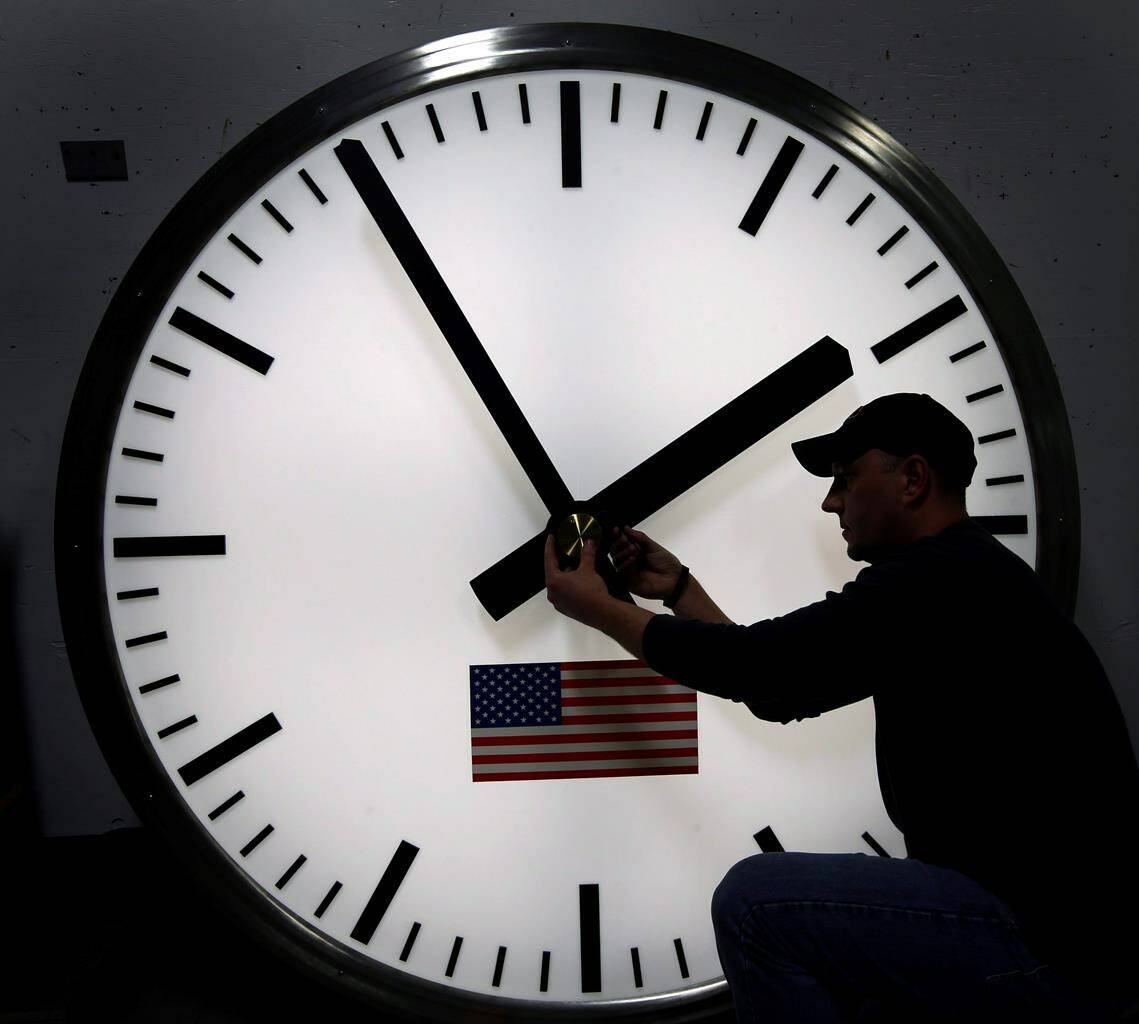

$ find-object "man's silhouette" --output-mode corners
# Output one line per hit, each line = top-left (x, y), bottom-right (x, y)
(544, 392), (1139, 1022)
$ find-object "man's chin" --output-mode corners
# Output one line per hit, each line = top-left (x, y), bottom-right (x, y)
(847, 538), (891, 564)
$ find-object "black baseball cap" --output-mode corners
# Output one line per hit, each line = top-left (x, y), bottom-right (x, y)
(790, 393), (977, 490)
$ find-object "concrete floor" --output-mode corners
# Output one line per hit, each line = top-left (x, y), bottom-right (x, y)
(3, 827), (738, 1023)
(4, 828), (426, 1023)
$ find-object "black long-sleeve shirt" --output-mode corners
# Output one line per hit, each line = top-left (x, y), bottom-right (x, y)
(641, 517), (1139, 988)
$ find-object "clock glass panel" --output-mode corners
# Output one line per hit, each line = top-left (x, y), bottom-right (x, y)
(97, 68), (1034, 1005)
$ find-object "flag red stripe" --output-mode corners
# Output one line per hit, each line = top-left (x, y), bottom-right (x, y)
(473, 765), (699, 782)
(560, 659), (648, 670)
(473, 747), (698, 765)
(560, 711), (696, 724)
(561, 676), (683, 688)
(562, 692), (695, 707)
(472, 729), (698, 747)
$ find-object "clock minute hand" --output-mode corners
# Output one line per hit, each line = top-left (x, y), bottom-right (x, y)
(471, 336), (853, 621)
(333, 138), (573, 515)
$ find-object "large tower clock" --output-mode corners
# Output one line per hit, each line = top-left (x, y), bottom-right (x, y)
(56, 23), (1078, 1022)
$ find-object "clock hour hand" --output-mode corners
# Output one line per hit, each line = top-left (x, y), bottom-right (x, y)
(471, 337), (853, 620)
(333, 138), (634, 607)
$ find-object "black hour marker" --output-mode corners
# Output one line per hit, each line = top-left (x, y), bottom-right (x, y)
(674, 938), (690, 979)
(966, 383), (1004, 403)
(445, 936), (463, 978)
(315, 881), (342, 918)
(197, 271), (234, 299)
(399, 922), (421, 962)
(177, 712), (282, 786)
(950, 339), (987, 362)
(978, 428), (1016, 444)
(115, 496), (157, 507)
(168, 307), (274, 374)
(139, 673), (179, 694)
(121, 447), (163, 462)
(426, 103), (445, 142)
(381, 121), (403, 160)
(974, 514), (1028, 535)
(240, 824), (273, 857)
(653, 89), (668, 130)
(610, 83), (620, 123)
(861, 831), (891, 857)
(580, 883), (601, 993)
(560, 81), (581, 189)
(275, 854), (307, 890)
(298, 167), (327, 204)
(871, 295), (968, 363)
(118, 587), (159, 601)
(114, 535), (225, 557)
(133, 400), (175, 418)
(125, 630), (167, 649)
(150, 354), (190, 377)
(631, 947), (643, 988)
(518, 84), (531, 125)
(207, 789), (244, 820)
(846, 193), (875, 225)
(736, 117), (757, 156)
(812, 164), (838, 198)
(261, 199), (293, 232)
(696, 100), (713, 141)
(492, 945), (507, 987)
(754, 825), (785, 852)
(540, 950), (551, 992)
(986, 474), (1025, 486)
(739, 136), (804, 236)
(227, 233), (262, 264)
(472, 91), (487, 132)
(904, 261), (939, 289)
(349, 840), (420, 945)
(157, 715), (197, 739)
(878, 225), (908, 255)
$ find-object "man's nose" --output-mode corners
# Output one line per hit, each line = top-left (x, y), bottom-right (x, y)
(821, 490), (842, 515)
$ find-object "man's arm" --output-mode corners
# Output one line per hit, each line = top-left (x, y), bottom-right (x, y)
(671, 574), (735, 624)
(545, 535), (903, 723)
(640, 558), (915, 723)
(586, 599), (656, 662)
(576, 573), (732, 661)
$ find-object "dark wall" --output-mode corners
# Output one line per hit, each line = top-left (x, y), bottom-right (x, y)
(3, 0), (1136, 836)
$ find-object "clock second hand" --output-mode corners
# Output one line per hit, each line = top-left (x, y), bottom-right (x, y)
(471, 337), (854, 621)
(333, 138), (634, 604)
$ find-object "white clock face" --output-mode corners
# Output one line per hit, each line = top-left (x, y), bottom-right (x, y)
(93, 61), (1037, 1012)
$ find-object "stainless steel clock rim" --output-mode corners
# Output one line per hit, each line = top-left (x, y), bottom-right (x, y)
(53, 21), (1078, 1024)
(61, 18), (1080, 603)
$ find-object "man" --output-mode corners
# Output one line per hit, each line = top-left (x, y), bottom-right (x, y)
(543, 392), (1139, 1023)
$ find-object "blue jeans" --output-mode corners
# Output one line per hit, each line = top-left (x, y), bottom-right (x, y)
(711, 852), (1128, 1023)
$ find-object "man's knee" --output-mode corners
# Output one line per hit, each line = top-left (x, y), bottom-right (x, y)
(712, 852), (788, 931)
(711, 858), (746, 932)
(712, 852), (858, 931)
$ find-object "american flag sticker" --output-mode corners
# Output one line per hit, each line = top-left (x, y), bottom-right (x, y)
(469, 659), (698, 782)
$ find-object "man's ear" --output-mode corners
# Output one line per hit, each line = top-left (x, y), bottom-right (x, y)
(901, 454), (933, 505)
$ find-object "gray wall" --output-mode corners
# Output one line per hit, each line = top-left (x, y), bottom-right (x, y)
(4, 0), (1136, 837)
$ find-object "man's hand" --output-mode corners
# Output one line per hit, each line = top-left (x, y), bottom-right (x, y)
(609, 525), (684, 600)
(544, 534), (657, 660)
(544, 535), (616, 628)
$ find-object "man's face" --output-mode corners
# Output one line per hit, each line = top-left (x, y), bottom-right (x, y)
(820, 449), (906, 562)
